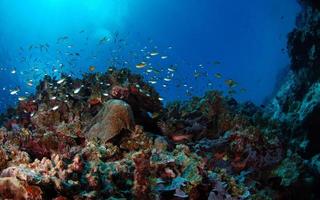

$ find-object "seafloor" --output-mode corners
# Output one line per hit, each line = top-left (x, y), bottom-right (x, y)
(0, 0), (320, 199)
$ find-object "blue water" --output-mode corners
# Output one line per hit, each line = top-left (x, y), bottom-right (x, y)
(0, 0), (300, 113)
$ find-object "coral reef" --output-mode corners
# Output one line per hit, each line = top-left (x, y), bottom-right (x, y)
(0, 1), (320, 197)
(0, 73), (288, 199)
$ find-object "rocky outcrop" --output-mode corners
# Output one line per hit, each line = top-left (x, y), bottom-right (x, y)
(267, 0), (320, 157)
(85, 99), (135, 142)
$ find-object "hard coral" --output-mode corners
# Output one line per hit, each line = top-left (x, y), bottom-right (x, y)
(85, 99), (135, 142)
(133, 151), (153, 199)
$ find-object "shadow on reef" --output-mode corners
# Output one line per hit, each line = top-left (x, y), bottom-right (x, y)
(0, 0), (320, 198)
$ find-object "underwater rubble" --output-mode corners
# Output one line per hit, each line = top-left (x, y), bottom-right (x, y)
(0, 1), (320, 199)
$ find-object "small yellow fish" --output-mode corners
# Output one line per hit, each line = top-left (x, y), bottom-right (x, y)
(21, 128), (30, 137)
(214, 73), (222, 79)
(136, 62), (147, 69)
(89, 66), (95, 71)
(225, 79), (238, 88)
(152, 112), (160, 119)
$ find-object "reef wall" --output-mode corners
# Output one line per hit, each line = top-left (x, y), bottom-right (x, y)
(268, 0), (320, 158)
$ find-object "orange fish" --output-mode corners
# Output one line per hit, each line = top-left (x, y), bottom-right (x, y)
(171, 134), (193, 142)
(88, 97), (102, 105)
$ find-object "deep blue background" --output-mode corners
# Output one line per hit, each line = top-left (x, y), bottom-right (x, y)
(0, 0), (300, 112)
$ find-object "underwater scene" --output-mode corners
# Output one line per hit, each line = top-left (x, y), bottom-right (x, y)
(0, 0), (319, 199)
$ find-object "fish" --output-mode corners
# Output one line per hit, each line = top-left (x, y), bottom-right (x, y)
(148, 80), (157, 84)
(57, 78), (66, 84)
(214, 73), (222, 79)
(136, 62), (147, 69)
(57, 36), (69, 43)
(171, 134), (193, 142)
(89, 66), (96, 71)
(168, 67), (176, 72)
(52, 105), (59, 111)
(10, 88), (20, 95)
(11, 68), (17, 74)
(152, 69), (160, 74)
(240, 88), (247, 93)
(88, 97), (102, 105)
(150, 51), (159, 56)
(213, 61), (221, 65)
(161, 56), (168, 59)
(99, 36), (109, 44)
(225, 79), (238, 88)
(73, 86), (82, 94)
(151, 112), (160, 119)
(18, 96), (27, 101)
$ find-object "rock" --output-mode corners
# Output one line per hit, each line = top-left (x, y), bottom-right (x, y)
(0, 177), (42, 200)
(310, 154), (320, 175)
(266, 0), (320, 157)
(85, 99), (135, 142)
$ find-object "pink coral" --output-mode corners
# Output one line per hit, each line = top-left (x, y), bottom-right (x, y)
(111, 85), (129, 99)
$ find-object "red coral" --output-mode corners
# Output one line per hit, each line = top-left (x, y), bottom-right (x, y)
(18, 100), (38, 114)
(23, 138), (51, 159)
(133, 151), (152, 200)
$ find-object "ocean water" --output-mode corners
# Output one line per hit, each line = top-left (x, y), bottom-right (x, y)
(0, 0), (299, 112)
